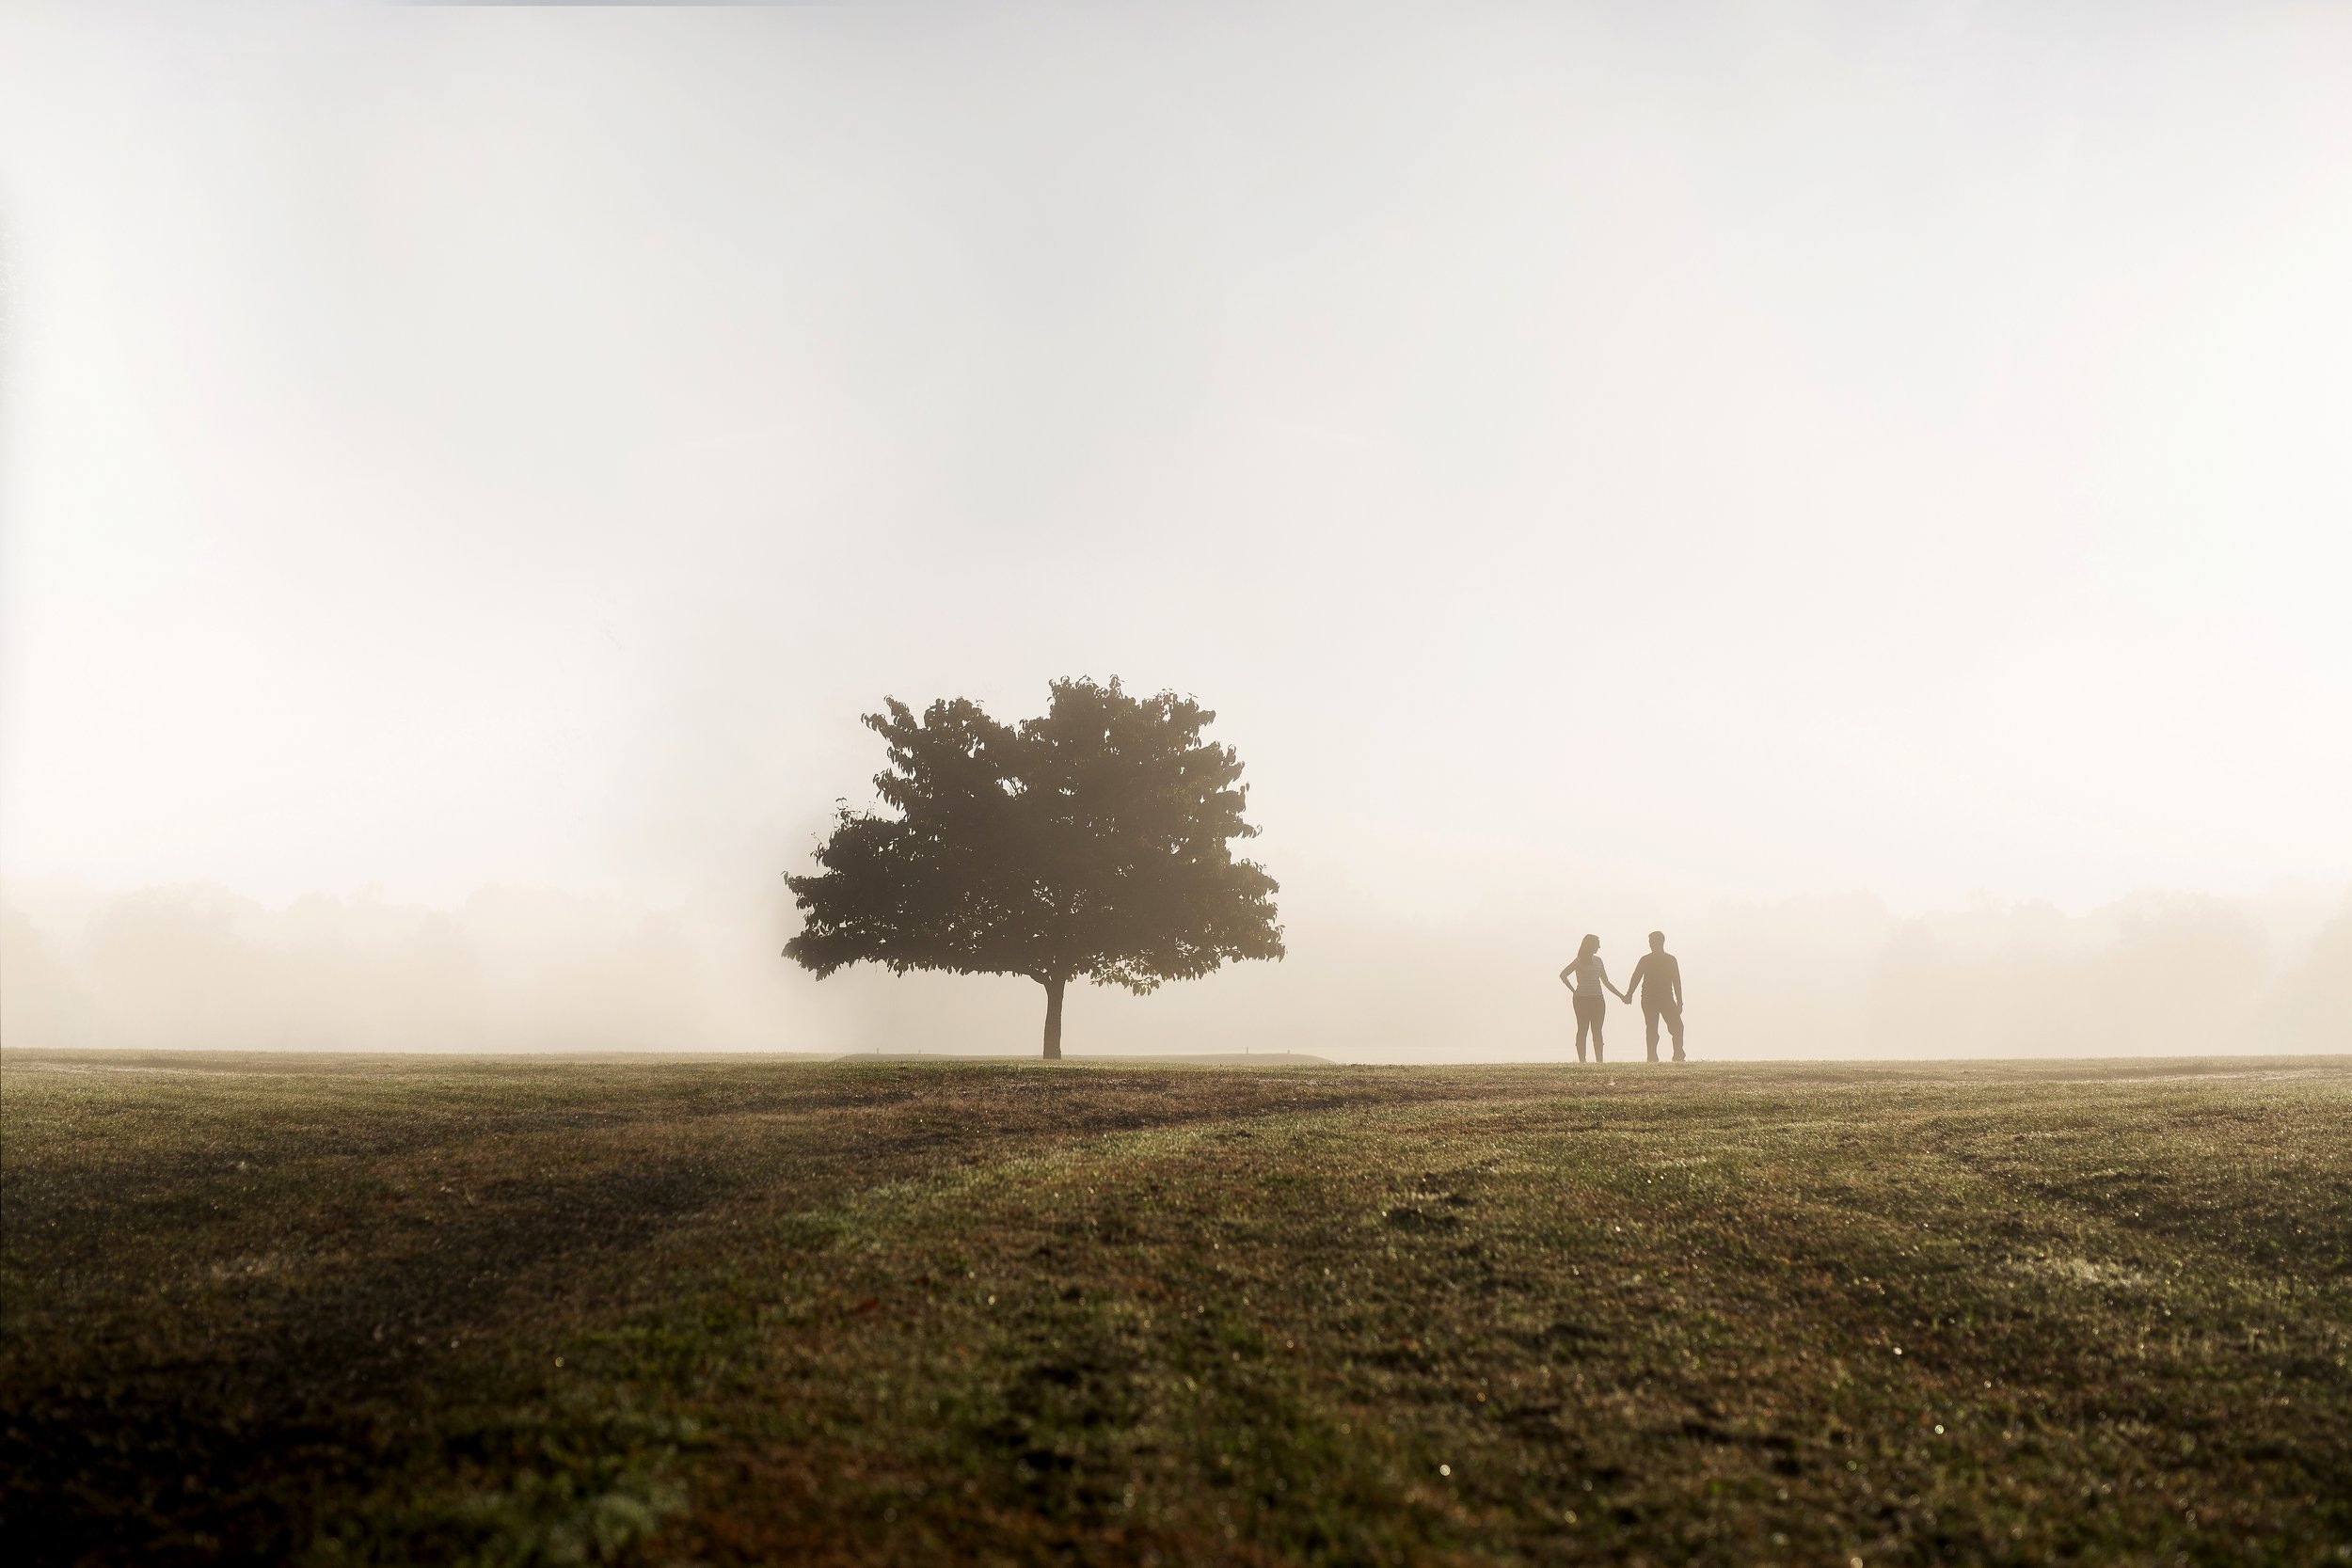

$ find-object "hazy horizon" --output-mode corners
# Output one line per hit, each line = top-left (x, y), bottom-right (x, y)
(7, 869), (2346, 1061)
(4, 3), (2348, 1059)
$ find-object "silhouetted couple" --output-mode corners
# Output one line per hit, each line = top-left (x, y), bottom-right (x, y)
(1557, 931), (1684, 1064)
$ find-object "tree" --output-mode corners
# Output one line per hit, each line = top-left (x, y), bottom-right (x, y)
(784, 678), (1283, 1057)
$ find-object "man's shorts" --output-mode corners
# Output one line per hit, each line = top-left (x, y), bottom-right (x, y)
(1641, 996), (1682, 1037)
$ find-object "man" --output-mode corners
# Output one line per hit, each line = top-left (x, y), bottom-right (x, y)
(1625, 931), (1685, 1063)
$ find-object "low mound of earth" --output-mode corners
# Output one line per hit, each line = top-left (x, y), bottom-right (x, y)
(3, 1052), (2347, 1565)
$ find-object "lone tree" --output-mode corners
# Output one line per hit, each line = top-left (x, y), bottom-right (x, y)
(784, 678), (1283, 1058)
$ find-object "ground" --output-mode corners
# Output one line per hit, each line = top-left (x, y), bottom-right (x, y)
(2, 1053), (2347, 1567)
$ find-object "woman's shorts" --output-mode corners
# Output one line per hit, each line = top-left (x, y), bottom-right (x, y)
(1573, 994), (1606, 1025)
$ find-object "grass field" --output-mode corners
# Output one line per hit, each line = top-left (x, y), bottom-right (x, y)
(3, 1053), (2347, 1567)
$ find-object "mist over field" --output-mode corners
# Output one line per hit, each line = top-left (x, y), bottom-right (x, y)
(4, 5), (2349, 1062)
(8, 10), (2352, 1568)
(7, 876), (2344, 1060)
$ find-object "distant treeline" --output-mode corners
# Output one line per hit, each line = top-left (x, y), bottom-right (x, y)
(3, 880), (2345, 1057)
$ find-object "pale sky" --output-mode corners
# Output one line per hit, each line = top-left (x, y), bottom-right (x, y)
(3, 3), (2349, 1055)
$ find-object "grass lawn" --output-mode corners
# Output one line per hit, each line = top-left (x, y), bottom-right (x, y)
(3, 1053), (2347, 1566)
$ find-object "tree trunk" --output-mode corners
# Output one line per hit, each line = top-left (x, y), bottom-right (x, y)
(1041, 975), (1066, 1060)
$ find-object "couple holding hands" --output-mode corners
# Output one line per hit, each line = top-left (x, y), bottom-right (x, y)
(1558, 931), (1685, 1063)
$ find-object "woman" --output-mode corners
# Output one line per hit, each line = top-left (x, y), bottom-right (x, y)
(1558, 933), (1630, 1063)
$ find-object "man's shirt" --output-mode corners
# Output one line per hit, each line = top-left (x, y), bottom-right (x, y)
(1629, 952), (1680, 1006)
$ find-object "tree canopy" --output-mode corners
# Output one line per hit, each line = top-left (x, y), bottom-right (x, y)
(784, 678), (1283, 1056)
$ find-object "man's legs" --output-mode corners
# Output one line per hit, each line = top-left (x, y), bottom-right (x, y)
(1642, 1002), (1661, 1062)
(1660, 999), (1685, 1062)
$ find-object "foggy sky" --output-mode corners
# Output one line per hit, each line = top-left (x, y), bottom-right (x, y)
(3, 3), (2348, 1057)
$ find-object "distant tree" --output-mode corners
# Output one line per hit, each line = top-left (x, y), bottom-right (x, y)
(785, 678), (1283, 1058)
